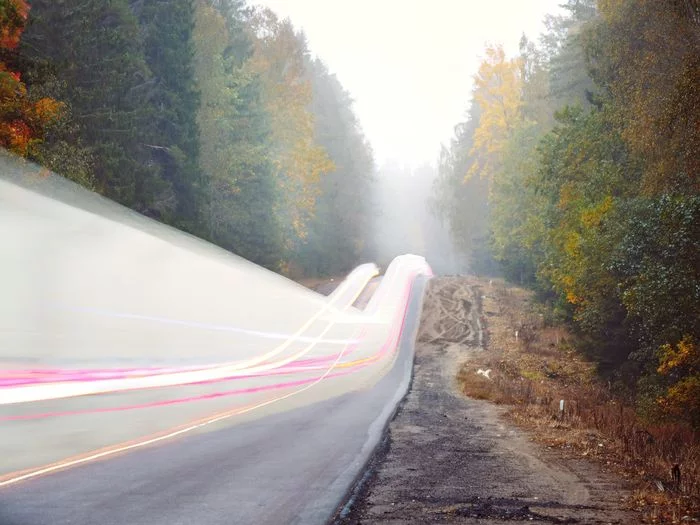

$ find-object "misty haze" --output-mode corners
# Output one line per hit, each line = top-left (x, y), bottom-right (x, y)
(0, 1), (698, 524)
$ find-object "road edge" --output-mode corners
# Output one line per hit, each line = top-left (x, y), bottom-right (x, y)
(326, 274), (429, 524)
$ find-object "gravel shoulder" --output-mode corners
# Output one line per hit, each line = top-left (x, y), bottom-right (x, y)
(335, 277), (635, 524)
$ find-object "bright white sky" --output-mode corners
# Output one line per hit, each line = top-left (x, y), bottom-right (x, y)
(253, 0), (563, 167)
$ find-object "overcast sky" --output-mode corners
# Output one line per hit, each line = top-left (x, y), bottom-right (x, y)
(253, 0), (563, 167)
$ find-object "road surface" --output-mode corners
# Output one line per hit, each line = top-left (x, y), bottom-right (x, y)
(0, 154), (432, 524)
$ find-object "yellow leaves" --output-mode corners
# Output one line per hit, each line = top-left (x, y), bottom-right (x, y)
(581, 195), (613, 229)
(656, 337), (700, 426)
(558, 273), (583, 305)
(565, 291), (584, 305)
(247, 7), (334, 241)
(466, 44), (523, 186)
(596, 0), (700, 194)
(193, 2), (227, 62)
(658, 335), (698, 376)
(597, 0), (625, 23)
(656, 375), (700, 422)
(193, 0), (238, 202)
(277, 138), (335, 239)
(558, 183), (577, 210)
(549, 193), (617, 309)
(563, 231), (581, 258)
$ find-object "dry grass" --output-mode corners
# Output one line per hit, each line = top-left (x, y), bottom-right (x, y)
(458, 278), (700, 524)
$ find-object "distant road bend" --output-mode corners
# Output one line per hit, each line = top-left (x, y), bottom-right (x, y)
(0, 160), (433, 524)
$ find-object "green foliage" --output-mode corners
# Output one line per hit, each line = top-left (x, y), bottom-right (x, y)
(489, 122), (545, 286)
(193, 0), (281, 269)
(293, 58), (375, 276)
(131, 0), (202, 231)
(545, 0), (597, 108)
(432, 103), (496, 274)
(437, 0), (700, 428)
(9, 0), (373, 274)
(19, 0), (175, 216)
(607, 195), (700, 358)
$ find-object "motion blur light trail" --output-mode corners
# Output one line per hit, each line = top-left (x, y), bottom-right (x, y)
(0, 154), (432, 486)
(0, 263), (376, 395)
(0, 261), (428, 424)
(0, 257), (430, 486)
(0, 255), (378, 405)
(0, 368), (360, 422)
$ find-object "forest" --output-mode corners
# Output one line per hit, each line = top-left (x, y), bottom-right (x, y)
(433, 0), (699, 427)
(1, 0), (698, 428)
(0, 0), (375, 277)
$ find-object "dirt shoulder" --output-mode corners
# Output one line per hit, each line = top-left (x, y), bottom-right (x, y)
(296, 276), (341, 296)
(335, 276), (636, 524)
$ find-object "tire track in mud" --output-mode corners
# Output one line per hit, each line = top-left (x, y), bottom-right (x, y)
(416, 277), (480, 347)
(334, 277), (634, 525)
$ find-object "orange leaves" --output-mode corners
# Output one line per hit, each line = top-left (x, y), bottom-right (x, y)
(33, 97), (64, 123)
(565, 291), (583, 305)
(0, 119), (29, 154)
(0, 0), (29, 50)
(0, 122), (25, 155)
(559, 272), (583, 306)
(0, 0), (64, 157)
(7, 119), (29, 151)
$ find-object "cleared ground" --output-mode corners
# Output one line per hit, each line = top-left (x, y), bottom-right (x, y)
(336, 277), (635, 524)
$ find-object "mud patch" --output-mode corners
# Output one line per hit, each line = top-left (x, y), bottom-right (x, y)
(417, 276), (480, 347)
(334, 277), (636, 525)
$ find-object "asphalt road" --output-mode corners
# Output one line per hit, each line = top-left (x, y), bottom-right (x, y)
(0, 276), (427, 525)
(0, 156), (432, 524)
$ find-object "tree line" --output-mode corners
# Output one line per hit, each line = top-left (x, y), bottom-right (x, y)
(0, 0), (375, 277)
(434, 0), (699, 427)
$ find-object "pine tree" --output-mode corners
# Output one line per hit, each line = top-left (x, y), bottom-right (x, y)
(193, 0), (281, 269)
(297, 58), (374, 275)
(130, 0), (202, 230)
(20, 0), (172, 214)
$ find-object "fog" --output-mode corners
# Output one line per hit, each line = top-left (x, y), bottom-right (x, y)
(254, 0), (563, 167)
(254, 0), (564, 272)
(371, 163), (465, 275)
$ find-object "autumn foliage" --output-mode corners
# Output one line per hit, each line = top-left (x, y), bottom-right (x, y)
(657, 336), (700, 428)
(434, 0), (700, 429)
(3, 0), (373, 276)
(0, 0), (63, 156)
(467, 44), (523, 186)
(247, 8), (335, 247)
(0, 0), (28, 49)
